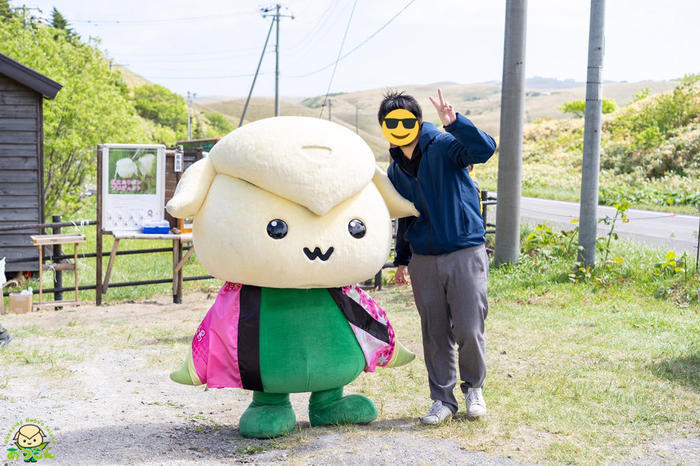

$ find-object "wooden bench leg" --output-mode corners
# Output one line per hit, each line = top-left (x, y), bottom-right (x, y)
(102, 239), (120, 293)
(172, 239), (183, 304)
(38, 245), (43, 304)
(74, 243), (80, 304)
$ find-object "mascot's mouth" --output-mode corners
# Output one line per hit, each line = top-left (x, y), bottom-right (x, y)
(303, 246), (334, 261)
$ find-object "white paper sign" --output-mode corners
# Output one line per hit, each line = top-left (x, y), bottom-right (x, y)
(101, 144), (166, 232)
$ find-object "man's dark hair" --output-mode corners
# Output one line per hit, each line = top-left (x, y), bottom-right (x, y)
(377, 90), (422, 124)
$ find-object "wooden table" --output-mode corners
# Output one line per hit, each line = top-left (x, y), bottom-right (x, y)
(100, 232), (193, 303)
(30, 233), (87, 308)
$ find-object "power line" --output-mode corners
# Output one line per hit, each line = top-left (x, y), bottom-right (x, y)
(319, 0), (358, 118)
(284, 1), (344, 57)
(287, 0), (416, 79)
(103, 45), (263, 58)
(72, 10), (257, 25)
(240, 16), (276, 126)
(109, 0), (415, 83)
(143, 72), (266, 80)
(116, 51), (265, 64)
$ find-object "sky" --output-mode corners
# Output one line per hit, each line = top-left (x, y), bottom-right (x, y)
(15, 0), (700, 99)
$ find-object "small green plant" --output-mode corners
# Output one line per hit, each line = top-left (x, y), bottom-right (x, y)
(559, 98), (618, 117)
(597, 200), (630, 265)
(568, 263), (592, 283)
(523, 220), (579, 259)
(655, 250), (686, 276)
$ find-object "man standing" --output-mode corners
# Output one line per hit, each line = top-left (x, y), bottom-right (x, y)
(379, 89), (496, 424)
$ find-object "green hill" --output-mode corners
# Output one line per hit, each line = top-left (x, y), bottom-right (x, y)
(296, 81), (678, 159)
(202, 80), (679, 162)
(474, 76), (700, 212)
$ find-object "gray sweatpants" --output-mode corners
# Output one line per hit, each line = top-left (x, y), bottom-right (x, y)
(408, 244), (489, 413)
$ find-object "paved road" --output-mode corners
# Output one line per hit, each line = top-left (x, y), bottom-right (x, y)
(487, 197), (699, 253)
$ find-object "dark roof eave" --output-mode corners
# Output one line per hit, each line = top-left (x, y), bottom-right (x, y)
(0, 53), (63, 99)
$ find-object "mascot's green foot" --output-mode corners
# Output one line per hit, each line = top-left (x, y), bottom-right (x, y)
(309, 387), (377, 426)
(170, 348), (202, 386)
(239, 392), (296, 438)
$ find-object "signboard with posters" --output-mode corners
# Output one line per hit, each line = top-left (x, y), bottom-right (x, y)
(100, 144), (166, 232)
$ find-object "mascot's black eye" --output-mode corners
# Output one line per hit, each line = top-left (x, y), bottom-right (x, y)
(267, 219), (288, 239)
(348, 219), (366, 239)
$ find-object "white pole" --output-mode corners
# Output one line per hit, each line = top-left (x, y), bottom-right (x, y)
(494, 0), (528, 266)
(578, 0), (606, 267)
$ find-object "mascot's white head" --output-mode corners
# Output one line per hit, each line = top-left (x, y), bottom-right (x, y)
(166, 116), (419, 289)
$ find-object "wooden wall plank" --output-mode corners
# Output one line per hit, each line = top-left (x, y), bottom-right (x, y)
(0, 196), (39, 208)
(0, 106), (37, 119)
(0, 144), (37, 156)
(0, 212), (39, 222)
(0, 157), (38, 169)
(0, 182), (38, 196)
(0, 171), (37, 182)
(0, 208), (41, 218)
(0, 118), (38, 131)
(0, 92), (36, 105)
(0, 239), (36, 249)
(0, 248), (35, 258)
(0, 132), (37, 144)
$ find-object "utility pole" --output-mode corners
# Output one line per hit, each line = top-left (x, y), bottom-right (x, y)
(578, 0), (606, 267)
(494, 0), (528, 266)
(326, 99), (333, 121)
(186, 91), (196, 140)
(262, 4), (294, 117)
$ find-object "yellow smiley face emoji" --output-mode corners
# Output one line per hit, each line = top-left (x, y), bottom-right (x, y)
(381, 109), (420, 146)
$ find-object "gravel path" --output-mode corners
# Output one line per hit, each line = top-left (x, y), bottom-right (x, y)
(1, 295), (697, 464)
(1, 346), (516, 465)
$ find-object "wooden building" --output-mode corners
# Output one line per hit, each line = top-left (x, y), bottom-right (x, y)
(0, 53), (62, 272)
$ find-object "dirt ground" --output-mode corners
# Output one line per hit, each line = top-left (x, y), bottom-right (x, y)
(0, 293), (697, 465)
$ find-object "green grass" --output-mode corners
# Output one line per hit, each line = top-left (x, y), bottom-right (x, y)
(349, 238), (699, 463)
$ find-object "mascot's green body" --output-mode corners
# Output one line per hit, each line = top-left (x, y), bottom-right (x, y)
(166, 117), (419, 438)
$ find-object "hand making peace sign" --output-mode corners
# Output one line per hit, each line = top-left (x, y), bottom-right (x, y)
(429, 88), (457, 126)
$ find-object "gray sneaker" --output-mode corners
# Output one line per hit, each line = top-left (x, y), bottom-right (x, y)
(421, 400), (452, 425)
(0, 328), (11, 348)
(466, 387), (487, 417)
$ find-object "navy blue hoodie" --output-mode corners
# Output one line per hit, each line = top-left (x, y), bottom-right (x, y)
(387, 113), (496, 264)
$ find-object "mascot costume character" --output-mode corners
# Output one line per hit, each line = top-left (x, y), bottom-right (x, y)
(167, 116), (419, 438)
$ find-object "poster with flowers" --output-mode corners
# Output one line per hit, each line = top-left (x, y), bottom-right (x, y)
(108, 149), (158, 194)
(101, 144), (166, 232)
